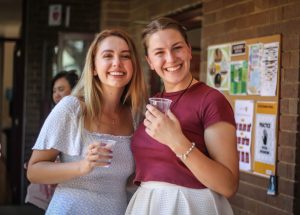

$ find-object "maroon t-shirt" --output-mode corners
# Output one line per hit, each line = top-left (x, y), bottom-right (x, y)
(131, 82), (236, 189)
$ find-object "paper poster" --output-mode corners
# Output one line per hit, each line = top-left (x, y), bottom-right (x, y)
(235, 100), (254, 171)
(49, 5), (62, 26)
(260, 42), (279, 96)
(247, 43), (263, 95)
(207, 44), (231, 90)
(253, 102), (277, 176)
(231, 42), (246, 56)
(230, 60), (248, 95)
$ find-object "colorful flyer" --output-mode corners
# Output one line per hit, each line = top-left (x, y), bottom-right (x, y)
(235, 100), (254, 172)
(207, 44), (231, 90)
(230, 60), (248, 95)
(247, 43), (263, 95)
(253, 102), (277, 176)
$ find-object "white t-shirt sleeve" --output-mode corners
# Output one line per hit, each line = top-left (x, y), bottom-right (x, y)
(33, 96), (83, 156)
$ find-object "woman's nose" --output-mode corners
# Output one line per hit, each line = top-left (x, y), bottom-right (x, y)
(112, 57), (121, 67)
(165, 51), (176, 62)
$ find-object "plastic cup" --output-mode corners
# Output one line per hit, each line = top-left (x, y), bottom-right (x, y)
(86, 135), (116, 168)
(149, 98), (172, 113)
(100, 139), (116, 168)
(101, 139), (116, 150)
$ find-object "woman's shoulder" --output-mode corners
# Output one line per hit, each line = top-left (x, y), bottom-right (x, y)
(190, 82), (229, 105)
(191, 81), (221, 96)
(55, 95), (82, 114)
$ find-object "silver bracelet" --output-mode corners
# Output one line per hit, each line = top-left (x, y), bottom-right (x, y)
(176, 142), (195, 160)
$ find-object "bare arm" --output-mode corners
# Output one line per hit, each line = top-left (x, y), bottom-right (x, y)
(144, 105), (239, 198)
(27, 149), (83, 184)
(176, 122), (239, 197)
(27, 143), (113, 184)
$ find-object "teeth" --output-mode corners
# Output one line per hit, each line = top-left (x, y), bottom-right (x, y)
(165, 65), (181, 72)
(109, 72), (124, 75)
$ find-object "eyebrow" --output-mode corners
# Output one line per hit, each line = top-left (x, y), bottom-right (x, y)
(101, 49), (131, 54)
(151, 41), (184, 52)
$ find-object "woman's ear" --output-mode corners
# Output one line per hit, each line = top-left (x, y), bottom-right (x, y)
(146, 56), (155, 70)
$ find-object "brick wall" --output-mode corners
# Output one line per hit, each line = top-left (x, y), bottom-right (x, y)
(201, 0), (300, 214)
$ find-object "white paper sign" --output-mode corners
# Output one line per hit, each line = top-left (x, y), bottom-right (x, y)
(254, 113), (276, 165)
(235, 100), (254, 171)
(49, 5), (62, 26)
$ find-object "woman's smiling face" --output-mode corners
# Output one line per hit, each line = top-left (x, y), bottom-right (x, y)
(146, 28), (192, 91)
(94, 35), (133, 90)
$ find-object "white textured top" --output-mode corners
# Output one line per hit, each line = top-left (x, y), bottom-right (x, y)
(33, 96), (134, 215)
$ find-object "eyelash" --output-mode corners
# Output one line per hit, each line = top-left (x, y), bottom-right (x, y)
(102, 54), (131, 59)
(173, 46), (182, 50)
(154, 46), (182, 56)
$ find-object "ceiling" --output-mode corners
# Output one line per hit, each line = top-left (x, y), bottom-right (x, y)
(0, 0), (22, 38)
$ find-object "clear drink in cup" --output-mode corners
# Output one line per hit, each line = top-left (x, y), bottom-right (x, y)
(100, 139), (116, 168)
(149, 98), (172, 113)
(86, 134), (116, 168)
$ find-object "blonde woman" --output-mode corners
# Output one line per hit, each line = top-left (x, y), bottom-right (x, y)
(27, 29), (147, 215)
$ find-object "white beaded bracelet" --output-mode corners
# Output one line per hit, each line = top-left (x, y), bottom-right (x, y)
(176, 142), (196, 160)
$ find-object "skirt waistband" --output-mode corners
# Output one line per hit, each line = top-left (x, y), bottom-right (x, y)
(140, 181), (206, 191)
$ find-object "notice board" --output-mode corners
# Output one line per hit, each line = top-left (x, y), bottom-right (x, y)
(206, 34), (281, 177)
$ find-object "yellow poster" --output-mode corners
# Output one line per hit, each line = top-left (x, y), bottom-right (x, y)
(253, 102), (277, 176)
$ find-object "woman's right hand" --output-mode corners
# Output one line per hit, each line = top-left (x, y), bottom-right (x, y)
(79, 142), (113, 175)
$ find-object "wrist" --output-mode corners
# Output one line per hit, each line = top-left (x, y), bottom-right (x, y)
(175, 142), (195, 160)
(170, 136), (196, 160)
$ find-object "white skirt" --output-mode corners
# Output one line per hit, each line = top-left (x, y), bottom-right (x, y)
(125, 181), (233, 215)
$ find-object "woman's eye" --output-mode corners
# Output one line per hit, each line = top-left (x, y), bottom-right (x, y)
(103, 54), (113, 58)
(173, 46), (182, 50)
(155, 52), (163, 56)
(121, 55), (131, 59)
(58, 87), (65, 92)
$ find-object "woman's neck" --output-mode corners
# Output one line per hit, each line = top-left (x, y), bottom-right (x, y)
(164, 74), (195, 93)
(100, 87), (124, 113)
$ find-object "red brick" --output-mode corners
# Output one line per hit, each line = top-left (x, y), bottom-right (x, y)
(280, 99), (298, 114)
(278, 146), (296, 163)
(277, 162), (295, 180)
(280, 82), (299, 98)
(216, 2), (254, 21)
(278, 131), (299, 147)
(282, 68), (300, 82)
(280, 115), (298, 131)
(278, 177), (295, 196)
(203, 12), (216, 25)
(283, 2), (300, 20)
(282, 34), (300, 51)
(203, 0), (223, 13)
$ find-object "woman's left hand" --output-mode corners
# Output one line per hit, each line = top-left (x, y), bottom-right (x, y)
(144, 104), (183, 148)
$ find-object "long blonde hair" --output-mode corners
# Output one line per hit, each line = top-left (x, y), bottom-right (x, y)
(72, 29), (148, 123)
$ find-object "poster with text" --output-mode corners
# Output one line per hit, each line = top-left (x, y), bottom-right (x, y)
(230, 60), (248, 95)
(247, 43), (263, 95)
(254, 102), (277, 176)
(207, 44), (231, 90)
(260, 42), (279, 96)
(235, 100), (254, 171)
